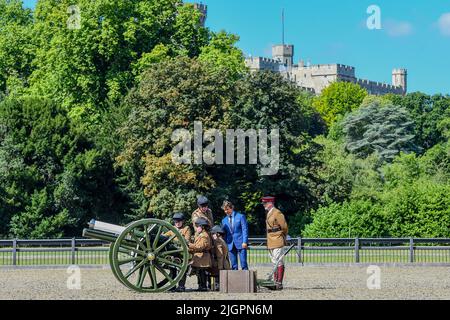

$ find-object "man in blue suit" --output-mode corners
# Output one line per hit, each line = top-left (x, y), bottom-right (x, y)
(221, 200), (248, 270)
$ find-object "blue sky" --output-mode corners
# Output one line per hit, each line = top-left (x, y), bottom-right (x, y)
(23, 0), (450, 95)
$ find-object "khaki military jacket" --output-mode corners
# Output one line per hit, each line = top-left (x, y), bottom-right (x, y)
(164, 225), (192, 243)
(266, 207), (288, 249)
(191, 208), (214, 228)
(212, 237), (231, 271)
(188, 230), (213, 268)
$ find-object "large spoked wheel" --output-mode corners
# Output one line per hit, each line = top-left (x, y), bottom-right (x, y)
(109, 219), (189, 293)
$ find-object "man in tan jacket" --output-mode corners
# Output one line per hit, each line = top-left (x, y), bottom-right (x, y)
(262, 196), (288, 290)
(188, 217), (213, 291)
(191, 195), (214, 228)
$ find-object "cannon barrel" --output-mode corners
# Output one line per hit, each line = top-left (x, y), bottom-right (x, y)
(82, 228), (118, 243)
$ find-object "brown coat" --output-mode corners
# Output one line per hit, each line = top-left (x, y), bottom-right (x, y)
(164, 226), (192, 243)
(212, 237), (231, 271)
(266, 207), (288, 249)
(188, 230), (213, 268)
(191, 208), (214, 228)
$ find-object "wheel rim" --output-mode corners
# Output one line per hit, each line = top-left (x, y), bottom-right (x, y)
(111, 219), (189, 293)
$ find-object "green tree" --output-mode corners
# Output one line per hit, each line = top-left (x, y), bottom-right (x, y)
(0, 96), (126, 238)
(0, 0), (34, 96)
(342, 101), (420, 163)
(382, 179), (450, 237)
(303, 200), (386, 238)
(116, 60), (322, 234)
(390, 92), (450, 151)
(116, 56), (235, 221)
(313, 81), (367, 126)
(26, 0), (209, 123)
(199, 30), (246, 80)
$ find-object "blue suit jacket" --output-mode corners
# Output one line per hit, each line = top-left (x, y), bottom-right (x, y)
(221, 211), (249, 251)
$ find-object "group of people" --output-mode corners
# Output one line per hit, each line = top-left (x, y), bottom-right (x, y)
(165, 195), (288, 292)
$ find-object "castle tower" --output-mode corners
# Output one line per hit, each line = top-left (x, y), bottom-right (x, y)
(193, 3), (207, 26)
(392, 68), (407, 94)
(272, 44), (294, 68)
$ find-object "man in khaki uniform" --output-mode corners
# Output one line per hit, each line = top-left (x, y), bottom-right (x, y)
(210, 225), (231, 291)
(191, 195), (214, 228)
(262, 196), (288, 290)
(188, 217), (213, 291)
(164, 212), (192, 292)
(164, 212), (192, 242)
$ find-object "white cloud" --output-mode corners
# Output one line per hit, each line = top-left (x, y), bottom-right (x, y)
(384, 19), (413, 37)
(438, 13), (450, 36)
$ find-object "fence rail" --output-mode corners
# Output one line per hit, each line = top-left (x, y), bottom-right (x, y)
(2, 238), (450, 266)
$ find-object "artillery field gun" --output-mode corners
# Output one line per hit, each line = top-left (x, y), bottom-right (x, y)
(83, 218), (293, 293)
(83, 219), (189, 293)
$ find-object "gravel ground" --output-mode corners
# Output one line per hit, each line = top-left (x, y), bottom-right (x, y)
(1, 265), (450, 300)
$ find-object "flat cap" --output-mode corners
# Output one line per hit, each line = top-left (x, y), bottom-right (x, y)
(194, 217), (209, 226)
(172, 212), (185, 220)
(211, 225), (225, 234)
(197, 195), (209, 206)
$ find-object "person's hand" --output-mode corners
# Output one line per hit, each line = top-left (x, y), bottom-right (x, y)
(242, 243), (248, 249)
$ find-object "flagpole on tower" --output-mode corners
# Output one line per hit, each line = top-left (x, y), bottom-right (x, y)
(282, 8), (285, 45)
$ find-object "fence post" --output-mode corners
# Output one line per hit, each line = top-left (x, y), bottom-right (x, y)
(409, 238), (414, 263)
(12, 238), (17, 266)
(297, 237), (302, 264)
(355, 238), (360, 263)
(71, 237), (76, 265)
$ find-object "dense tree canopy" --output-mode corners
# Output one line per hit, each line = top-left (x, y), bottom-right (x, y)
(313, 81), (367, 126)
(0, 96), (127, 238)
(342, 101), (420, 163)
(116, 58), (321, 235)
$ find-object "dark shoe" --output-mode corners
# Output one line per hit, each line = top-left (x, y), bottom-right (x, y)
(168, 286), (177, 292)
(175, 286), (185, 292)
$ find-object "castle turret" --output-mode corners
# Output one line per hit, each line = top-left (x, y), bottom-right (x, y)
(272, 44), (294, 68)
(193, 3), (207, 26)
(392, 68), (407, 94)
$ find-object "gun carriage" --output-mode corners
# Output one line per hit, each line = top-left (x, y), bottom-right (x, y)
(82, 218), (189, 293)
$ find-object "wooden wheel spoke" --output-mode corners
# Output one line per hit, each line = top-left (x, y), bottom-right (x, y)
(130, 233), (147, 252)
(155, 265), (173, 282)
(160, 248), (184, 256)
(144, 225), (151, 250)
(157, 257), (182, 269)
(137, 265), (148, 288)
(118, 256), (143, 266)
(152, 225), (162, 250)
(154, 235), (176, 254)
(120, 244), (146, 257)
(124, 259), (147, 279)
(149, 265), (158, 289)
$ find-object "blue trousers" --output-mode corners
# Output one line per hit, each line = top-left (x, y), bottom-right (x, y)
(229, 244), (248, 270)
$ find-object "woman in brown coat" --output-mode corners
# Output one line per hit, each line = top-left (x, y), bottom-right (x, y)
(188, 217), (212, 291)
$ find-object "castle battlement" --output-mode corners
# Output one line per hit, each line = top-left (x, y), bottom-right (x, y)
(245, 42), (407, 96)
(356, 78), (404, 94)
(337, 64), (355, 71)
